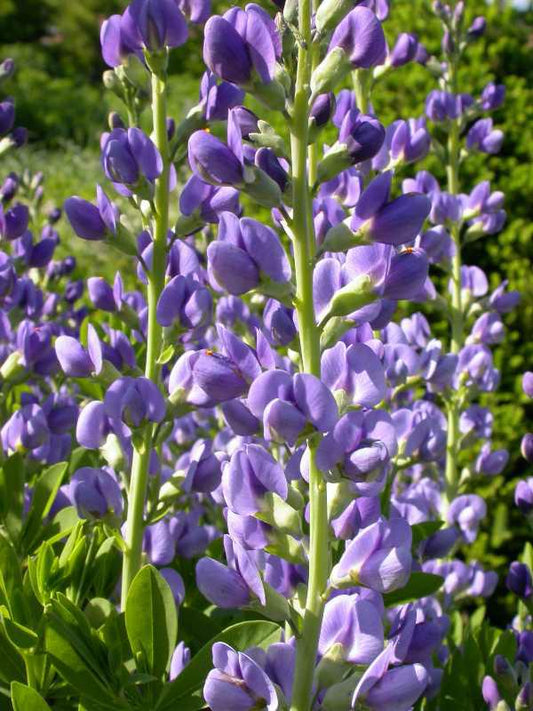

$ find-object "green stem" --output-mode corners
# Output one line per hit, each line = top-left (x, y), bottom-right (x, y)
(121, 67), (170, 607)
(289, 4), (329, 711)
(444, 59), (463, 505)
(352, 68), (370, 114)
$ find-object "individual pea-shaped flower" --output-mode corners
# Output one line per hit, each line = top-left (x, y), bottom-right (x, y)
(142, 518), (176, 565)
(0, 202), (29, 240)
(179, 174), (240, 227)
(466, 118), (503, 154)
(482, 676), (501, 710)
(104, 376), (166, 428)
(350, 171), (431, 246)
(1, 404), (50, 453)
(160, 568), (186, 606)
(522, 371), (533, 398)
(121, 0), (188, 53)
(0, 99), (15, 136)
(169, 349), (248, 406)
(515, 478), (533, 515)
(203, 4), (281, 87)
(221, 443), (288, 517)
(521, 434), (533, 463)
(447, 494), (487, 543)
(55, 324), (103, 378)
(87, 274), (122, 312)
(198, 71), (244, 123)
(178, 438), (222, 493)
(489, 280), (520, 314)
(196, 535), (265, 608)
(101, 128), (163, 196)
(318, 593), (384, 666)
(68, 467), (123, 519)
(480, 82), (505, 111)
(351, 648), (429, 711)
(64, 185), (119, 241)
(170, 641), (190, 681)
(100, 12), (141, 67)
(475, 442), (509, 476)
(425, 90), (473, 121)
(388, 32), (420, 67)
(0, 251), (16, 299)
(188, 111), (245, 187)
(373, 118), (431, 169)
(467, 312), (505, 346)
(329, 7), (386, 68)
(247, 369), (338, 445)
(506, 562), (532, 600)
(321, 342), (386, 409)
(203, 642), (277, 711)
(262, 299), (296, 346)
(156, 274), (212, 334)
(207, 212), (291, 295)
(330, 516), (412, 593)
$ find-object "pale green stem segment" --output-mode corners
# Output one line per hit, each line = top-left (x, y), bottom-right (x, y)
(444, 59), (463, 505)
(121, 68), (170, 607)
(289, 3), (330, 710)
(352, 68), (371, 114)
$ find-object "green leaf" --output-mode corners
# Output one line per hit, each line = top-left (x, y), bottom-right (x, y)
(125, 565), (178, 678)
(1, 616), (38, 649)
(0, 453), (25, 538)
(11, 682), (51, 711)
(383, 572), (444, 606)
(21, 462), (68, 552)
(155, 620), (281, 711)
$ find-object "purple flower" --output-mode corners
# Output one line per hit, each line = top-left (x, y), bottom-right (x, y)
(0, 99), (15, 136)
(447, 494), (486, 543)
(389, 33), (419, 67)
(122, 0), (188, 53)
(337, 109), (386, 164)
(329, 7), (386, 69)
(178, 0), (210, 24)
(196, 535), (265, 608)
(160, 568), (186, 605)
(321, 342), (386, 408)
(247, 370), (338, 445)
(64, 186), (118, 241)
(374, 118), (431, 167)
(199, 71), (245, 121)
(221, 443), (287, 516)
(522, 371), (533, 398)
(188, 114), (244, 187)
(425, 90), (473, 121)
(331, 517), (412, 592)
(55, 325), (103, 378)
(170, 642), (190, 680)
(104, 376), (166, 428)
(1, 404), (50, 453)
(156, 274), (212, 333)
(68, 467), (123, 519)
(0, 202), (29, 240)
(318, 593), (384, 664)
(203, 5), (281, 86)
(475, 443), (508, 476)
(207, 212), (291, 295)
(515, 478), (533, 514)
(521, 434), (533, 463)
(101, 128), (163, 195)
(100, 13), (141, 67)
(482, 676), (501, 710)
(466, 118), (503, 154)
(506, 562), (532, 599)
(480, 82), (505, 111)
(203, 642), (277, 711)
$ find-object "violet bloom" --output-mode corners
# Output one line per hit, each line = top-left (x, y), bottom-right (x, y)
(188, 111), (244, 187)
(203, 5), (281, 86)
(64, 186), (119, 241)
(350, 171), (431, 246)
(521, 434), (533, 464)
(121, 0), (187, 53)
(506, 562), (532, 600)
(353, 655), (429, 711)
(207, 212), (291, 295)
(178, 438), (223, 493)
(447, 494), (486, 543)
(143, 519), (176, 565)
(329, 7), (386, 69)
(318, 593), (384, 665)
(466, 118), (503, 154)
(199, 71), (245, 122)
(0, 202), (29, 240)
(475, 443), (508, 476)
(1, 404), (50, 453)
(156, 274), (212, 333)
(203, 642), (277, 711)
(177, 0), (210, 24)
(55, 324), (103, 378)
(0, 99), (15, 136)
(481, 82), (505, 111)
(337, 109), (386, 165)
(374, 118), (430, 168)
(100, 12), (141, 67)
(247, 369), (338, 445)
(68, 467), (123, 519)
(330, 517), (412, 593)
(196, 535), (265, 608)
(101, 128), (163, 196)
(221, 443), (287, 516)
(263, 299), (296, 346)
(515, 478), (533, 514)
(321, 341), (386, 408)
(179, 175), (240, 225)
(389, 33), (419, 67)
(482, 676), (501, 710)
(425, 90), (473, 121)
(522, 371), (533, 398)
(104, 376), (166, 428)
(160, 568), (186, 606)
(170, 642), (190, 681)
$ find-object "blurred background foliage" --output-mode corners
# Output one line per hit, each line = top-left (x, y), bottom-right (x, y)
(0, 0), (532, 623)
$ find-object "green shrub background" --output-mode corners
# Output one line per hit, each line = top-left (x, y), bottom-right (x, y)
(1, 0), (532, 624)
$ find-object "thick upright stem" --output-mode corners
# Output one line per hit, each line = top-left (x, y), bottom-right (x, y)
(289, 5), (329, 711)
(121, 69), (170, 606)
(352, 68), (370, 114)
(444, 60), (463, 505)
